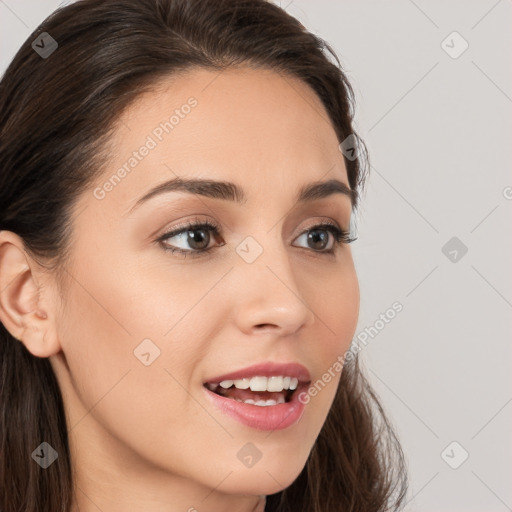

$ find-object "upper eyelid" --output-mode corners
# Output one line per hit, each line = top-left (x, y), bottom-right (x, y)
(157, 217), (220, 237)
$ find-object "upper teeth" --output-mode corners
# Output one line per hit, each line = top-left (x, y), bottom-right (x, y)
(215, 376), (299, 392)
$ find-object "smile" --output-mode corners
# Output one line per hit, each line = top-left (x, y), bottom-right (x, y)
(202, 364), (311, 431)
(204, 375), (299, 406)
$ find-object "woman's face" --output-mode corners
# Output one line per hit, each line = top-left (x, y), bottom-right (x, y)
(48, 66), (360, 509)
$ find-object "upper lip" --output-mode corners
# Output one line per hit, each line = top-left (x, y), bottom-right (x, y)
(204, 362), (311, 384)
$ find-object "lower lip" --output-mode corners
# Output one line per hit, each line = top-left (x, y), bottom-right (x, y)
(202, 385), (307, 431)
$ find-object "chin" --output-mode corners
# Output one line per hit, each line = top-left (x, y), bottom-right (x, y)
(222, 460), (306, 496)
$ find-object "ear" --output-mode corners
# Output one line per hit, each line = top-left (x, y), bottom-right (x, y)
(0, 230), (61, 358)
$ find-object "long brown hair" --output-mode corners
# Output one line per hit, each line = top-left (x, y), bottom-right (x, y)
(0, 1), (408, 510)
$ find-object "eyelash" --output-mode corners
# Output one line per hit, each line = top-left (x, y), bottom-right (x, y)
(155, 217), (357, 258)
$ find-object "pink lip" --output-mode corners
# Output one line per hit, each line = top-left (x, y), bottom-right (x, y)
(204, 361), (311, 383)
(202, 382), (308, 431)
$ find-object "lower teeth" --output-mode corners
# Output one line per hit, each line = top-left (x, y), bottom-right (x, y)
(206, 383), (290, 405)
(234, 397), (285, 406)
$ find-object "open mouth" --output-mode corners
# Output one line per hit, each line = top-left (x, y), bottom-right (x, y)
(203, 376), (303, 406)
(202, 372), (311, 430)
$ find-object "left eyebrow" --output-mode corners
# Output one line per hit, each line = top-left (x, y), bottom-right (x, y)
(127, 177), (356, 214)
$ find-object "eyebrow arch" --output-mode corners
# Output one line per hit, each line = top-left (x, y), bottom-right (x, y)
(127, 176), (356, 214)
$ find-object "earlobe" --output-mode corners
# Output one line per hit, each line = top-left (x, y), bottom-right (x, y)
(0, 230), (61, 358)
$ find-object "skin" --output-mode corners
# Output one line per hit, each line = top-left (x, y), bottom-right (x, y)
(0, 66), (359, 511)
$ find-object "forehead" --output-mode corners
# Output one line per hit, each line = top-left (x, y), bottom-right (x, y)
(89, 66), (349, 215)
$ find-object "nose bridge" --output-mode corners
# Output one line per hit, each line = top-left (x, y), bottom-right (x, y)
(231, 230), (314, 335)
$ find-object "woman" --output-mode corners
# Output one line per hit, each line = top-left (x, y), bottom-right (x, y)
(0, 0), (408, 510)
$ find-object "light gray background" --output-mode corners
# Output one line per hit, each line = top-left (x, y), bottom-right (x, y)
(1, 1), (511, 510)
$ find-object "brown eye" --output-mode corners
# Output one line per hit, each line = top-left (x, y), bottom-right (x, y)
(157, 220), (224, 256)
(292, 223), (356, 253)
(294, 227), (334, 251)
(307, 229), (330, 250)
(161, 226), (213, 251)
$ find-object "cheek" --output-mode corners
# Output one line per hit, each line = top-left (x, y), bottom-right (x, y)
(304, 258), (359, 358)
(56, 248), (223, 412)
(56, 254), (194, 394)
(298, 260), (359, 421)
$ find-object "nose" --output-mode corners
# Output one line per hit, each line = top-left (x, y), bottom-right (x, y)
(231, 241), (315, 337)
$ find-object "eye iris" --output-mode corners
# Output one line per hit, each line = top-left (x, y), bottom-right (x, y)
(187, 229), (210, 250)
(307, 229), (328, 250)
